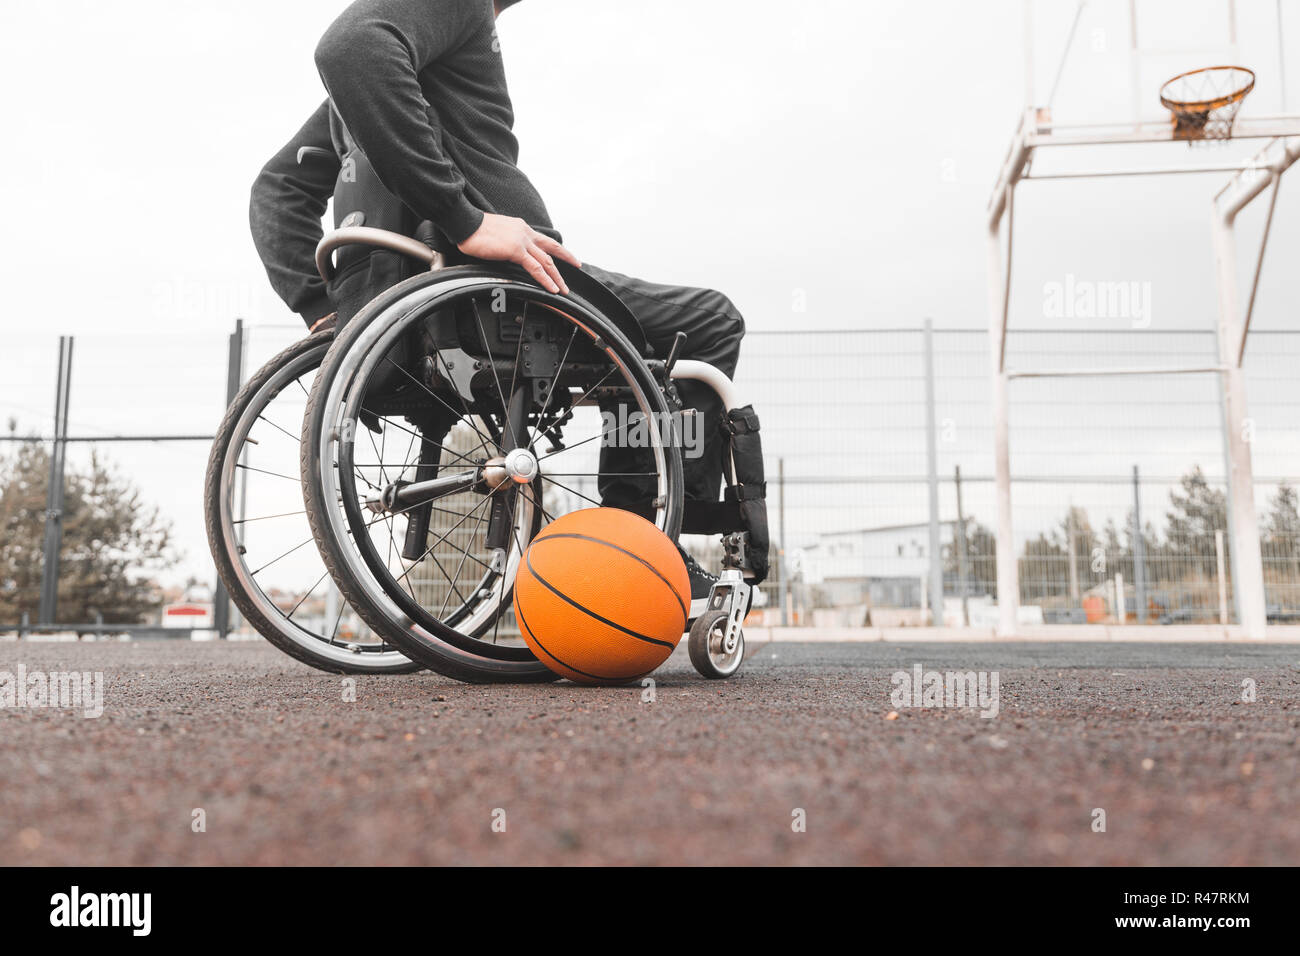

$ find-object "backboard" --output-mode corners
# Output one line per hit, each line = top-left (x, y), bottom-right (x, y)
(1022, 0), (1290, 128)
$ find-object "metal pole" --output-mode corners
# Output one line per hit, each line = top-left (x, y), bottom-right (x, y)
(213, 319), (244, 639)
(38, 337), (73, 627)
(1211, 332), (1241, 619)
(1132, 464), (1147, 624)
(923, 319), (943, 627)
(1045, 0), (1086, 111)
(1115, 571), (1125, 624)
(1215, 529), (1229, 626)
(1237, 176), (1282, 367)
(778, 456), (788, 627)
(987, 214), (1019, 636)
(1066, 504), (1080, 608)
(1213, 209), (1268, 637)
(954, 465), (970, 627)
(1010, 365), (1225, 379)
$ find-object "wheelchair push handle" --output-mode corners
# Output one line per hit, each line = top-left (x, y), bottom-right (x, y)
(314, 225), (443, 283)
(668, 359), (741, 413)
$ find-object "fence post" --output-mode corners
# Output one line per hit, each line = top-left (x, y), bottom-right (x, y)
(1066, 504), (1080, 609)
(1132, 464), (1147, 624)
(954, 464), (970, 627)
(1215, 528), (1229, 626)
(213, 319), (244, 639)
(777, 456), (788, 627)
(923, 319), (944, 627)
(38, 336), (74, 627)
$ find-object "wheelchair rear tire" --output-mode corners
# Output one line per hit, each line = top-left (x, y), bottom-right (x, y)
(204, 330), (421, 674)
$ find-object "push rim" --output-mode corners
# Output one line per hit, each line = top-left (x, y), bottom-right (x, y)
(313, 273), (683, 664)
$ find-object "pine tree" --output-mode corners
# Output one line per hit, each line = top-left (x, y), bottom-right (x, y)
(1163, 466), (1226, 579)
(0, 443), (178, 625)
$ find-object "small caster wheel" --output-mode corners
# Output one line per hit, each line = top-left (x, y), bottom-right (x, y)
(688, 609), (744, 679)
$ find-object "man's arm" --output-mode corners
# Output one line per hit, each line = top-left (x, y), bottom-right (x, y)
(249, 101), (339, 327)
(314, 0), (579, 293)
(314, 0), (483, 244)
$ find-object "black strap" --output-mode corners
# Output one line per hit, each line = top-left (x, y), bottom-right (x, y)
(725, 481), (766, 502)
(682, 498), (743, 535)
(723, 405), (761, 436)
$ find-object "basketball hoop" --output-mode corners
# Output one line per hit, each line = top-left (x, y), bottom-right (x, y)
(1159, 66), (1256, 141)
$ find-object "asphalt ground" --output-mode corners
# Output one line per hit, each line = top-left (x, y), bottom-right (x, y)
(1, 639), (1297, 865)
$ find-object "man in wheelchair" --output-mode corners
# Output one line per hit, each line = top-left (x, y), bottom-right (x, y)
(249, 0), (762, 620)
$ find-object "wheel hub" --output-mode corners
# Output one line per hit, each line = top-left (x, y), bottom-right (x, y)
(503, 447), (539, 484)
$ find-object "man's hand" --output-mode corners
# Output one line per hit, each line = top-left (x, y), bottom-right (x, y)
(457, 213), (581, 294)
(309, 312), (337, 333)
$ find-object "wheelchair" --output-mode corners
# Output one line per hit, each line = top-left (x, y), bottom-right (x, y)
(209, 223), (769, 683)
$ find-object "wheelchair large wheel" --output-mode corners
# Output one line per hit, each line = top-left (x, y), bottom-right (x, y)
(204, 330), (420, 674)
(301, 267), (685, 683)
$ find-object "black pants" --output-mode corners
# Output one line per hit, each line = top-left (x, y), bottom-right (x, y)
(582, 263), (745, 507)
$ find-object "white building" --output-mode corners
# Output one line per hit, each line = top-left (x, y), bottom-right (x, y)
(803, 520), (958, 608)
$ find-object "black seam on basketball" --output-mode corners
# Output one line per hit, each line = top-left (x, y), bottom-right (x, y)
(531, 531), (688, 623)
(515, 574), (626, 682)
(524, 548), (677, 650)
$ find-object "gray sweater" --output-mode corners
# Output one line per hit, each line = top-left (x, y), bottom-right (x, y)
(250, 0), (557, 324)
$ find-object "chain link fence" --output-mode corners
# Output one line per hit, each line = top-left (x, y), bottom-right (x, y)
(3, 322), (1299, 631)
(738, 327), (1300, 627)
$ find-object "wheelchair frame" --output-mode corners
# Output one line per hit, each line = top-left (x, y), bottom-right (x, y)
(255, 224), (766, 680)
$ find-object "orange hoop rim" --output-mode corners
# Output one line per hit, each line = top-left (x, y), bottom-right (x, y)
(1159, 65), (1256, 113)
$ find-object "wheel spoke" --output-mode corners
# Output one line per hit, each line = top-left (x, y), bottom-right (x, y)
(539, 474), (603, 508)
(392, 494), (496, 586)
(285, 569), (331, 620)
(249, 535), (316, 576)
(327, 599), (345, 646)
(536, 412), (623, 461)
(381, 354), (497, 454)
(437, 502), (491, 618)
(236, 462), (299, 483)
(542, 472), (656, 478)
(362, 409), (485, 470)
(232, 509), (307, 525)
(255, 413), (301, 444)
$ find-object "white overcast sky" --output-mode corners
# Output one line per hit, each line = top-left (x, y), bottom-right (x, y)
(2, 0), (1299, 586)
(3, 0), (1295, 340)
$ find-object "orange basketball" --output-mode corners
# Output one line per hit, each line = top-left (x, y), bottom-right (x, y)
(514, 508), (690, 684)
